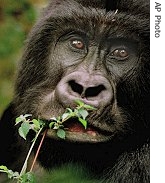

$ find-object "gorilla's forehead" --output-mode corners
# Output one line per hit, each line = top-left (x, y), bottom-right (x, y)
(40, 0), (149, 37)
(38, 8), (143, 41)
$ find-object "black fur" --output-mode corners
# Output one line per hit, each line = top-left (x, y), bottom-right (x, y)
(0, 0), (149, 182)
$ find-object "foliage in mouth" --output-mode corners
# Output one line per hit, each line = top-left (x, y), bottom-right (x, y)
(15, 100), (114, 143)
(46, 118), (113, 143)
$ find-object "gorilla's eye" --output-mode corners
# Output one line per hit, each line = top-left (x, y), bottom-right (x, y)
(111, 49), (128, 59)
(70, 39), (85, 49)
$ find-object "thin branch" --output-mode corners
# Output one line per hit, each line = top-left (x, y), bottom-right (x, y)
(30, 129), (48, 172)
(20, 127), (43, 176)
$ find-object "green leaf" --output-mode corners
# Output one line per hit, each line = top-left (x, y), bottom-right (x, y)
(18, 122), (30, 140)
(21, 172), (35, 183)
(66, 108), (73, 113)
(15, 117), (23, 124)
(15, 114), (32, 125)
(12, 171), (19, 178)
(7, 170), (15, 179)
(0, 165), (8, 171)
(78, 109), (89, 120)
(74, 109), (79, 117)
(84, 104), (96, 110)
(62, 113), (71, 121)
(49, 122), (55, 129)
(56, 116), (61, 122)
(38, 119), (46, 127)
(0, 166), (19, 179)
(50, 117), (57, 121)
(32, 119), (40, 129)
(78, 118), (87, 129)
(75, 99), (84, 106)
(57, 129), (66, 139)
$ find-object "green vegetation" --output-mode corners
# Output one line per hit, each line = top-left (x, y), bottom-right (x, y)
(39, 164), (99, 183)
(0, 0), (47, 115)
(0, 101), (96, 183)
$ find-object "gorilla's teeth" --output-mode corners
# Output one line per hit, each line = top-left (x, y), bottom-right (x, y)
(87, 131), (97, 136)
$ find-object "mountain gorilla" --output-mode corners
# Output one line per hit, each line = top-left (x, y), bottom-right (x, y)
(0, 0), (149, 182)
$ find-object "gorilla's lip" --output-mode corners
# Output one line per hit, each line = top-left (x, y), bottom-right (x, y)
(46, 119), (113, 143)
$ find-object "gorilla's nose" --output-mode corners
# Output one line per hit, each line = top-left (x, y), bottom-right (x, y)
(56, 71), (114, 108)
(68, 80), (106, 99)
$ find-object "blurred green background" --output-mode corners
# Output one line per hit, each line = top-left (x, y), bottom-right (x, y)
(0, 0), (48, 116)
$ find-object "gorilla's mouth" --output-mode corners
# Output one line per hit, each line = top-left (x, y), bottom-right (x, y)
(46, 119), (113, 143)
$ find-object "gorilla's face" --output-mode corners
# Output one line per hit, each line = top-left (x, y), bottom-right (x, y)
(39, 35), (139, 143)
(14, 2), (148, 144)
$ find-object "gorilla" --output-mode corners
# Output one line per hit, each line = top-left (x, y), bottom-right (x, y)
(0, 0), (150, 182)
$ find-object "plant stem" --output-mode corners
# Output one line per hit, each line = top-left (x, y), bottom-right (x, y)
(30, 129), (48, 172)
(20, 127), (43, 176)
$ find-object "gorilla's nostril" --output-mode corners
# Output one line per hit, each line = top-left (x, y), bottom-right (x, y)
(69, 80), (106, 98)
(85, 85), (106, 97)
(69, 80), (83, 95)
